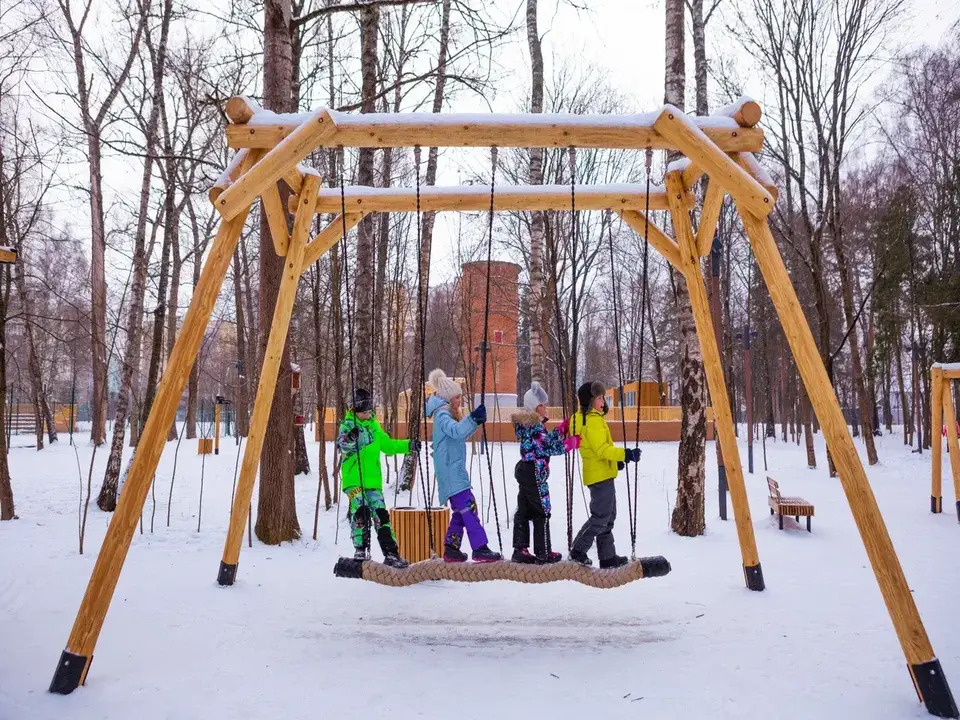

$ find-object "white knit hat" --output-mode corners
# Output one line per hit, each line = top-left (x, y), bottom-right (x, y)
(523, 381), (549, 412)
(428, 368), (462, 401)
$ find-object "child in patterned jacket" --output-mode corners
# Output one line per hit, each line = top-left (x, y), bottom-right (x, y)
(510, 381), (579, 564)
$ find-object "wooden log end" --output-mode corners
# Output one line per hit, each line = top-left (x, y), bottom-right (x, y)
(735, 100), (763, 128)
(225, 96), (260, 124)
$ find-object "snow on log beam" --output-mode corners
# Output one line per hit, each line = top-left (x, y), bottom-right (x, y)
(715, 96), (763, 128)
(225, 107), (764, 153)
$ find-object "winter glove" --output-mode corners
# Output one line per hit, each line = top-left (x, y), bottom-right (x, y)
(557, 417), (570, 436)
(409, 439), (422, 453)
(563, 435), (580, 452)
(470, 404), (487, 424)
(617, 461), (625, 471)
(625, 448), (642, 463)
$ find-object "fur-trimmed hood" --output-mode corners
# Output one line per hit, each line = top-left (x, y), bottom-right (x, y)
(510, 410), (544, 427)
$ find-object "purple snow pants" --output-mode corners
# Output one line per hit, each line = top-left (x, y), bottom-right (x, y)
(445, 489), (488, 550)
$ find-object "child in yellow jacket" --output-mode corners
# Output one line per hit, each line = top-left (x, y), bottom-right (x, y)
(569, 381), (641, 568)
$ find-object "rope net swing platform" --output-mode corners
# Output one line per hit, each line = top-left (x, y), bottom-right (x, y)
(46, 94), (959, 718)
(333, 555), (671, 588)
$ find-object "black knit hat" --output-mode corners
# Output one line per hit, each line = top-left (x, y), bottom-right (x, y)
(351, 388), (374, 413)
(577, 381), (606, 413)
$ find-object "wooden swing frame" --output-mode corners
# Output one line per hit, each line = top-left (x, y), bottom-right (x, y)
(47, 96), (958, 718)
(931, 364), (960, 520)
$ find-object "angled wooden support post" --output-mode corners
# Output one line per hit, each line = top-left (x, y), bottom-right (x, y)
(48, 202), (256, 695)
(261, 183), (291, 256)
(739, 208), (958, 719)
(300, 212), (364, 272)
(932, 366), (944, 513)
(218, 175), (320, 586)
(696, 180), (725, 256)
(620, 210), (683, 269)
(215, 110), (335, 221)
(942, 376), (960, 522)
(666, 173), (764, 591)
(654, 106), (774, 219)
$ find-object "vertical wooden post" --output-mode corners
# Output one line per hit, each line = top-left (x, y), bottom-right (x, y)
(942, 377), (960, 522)
(739, 209), (958, 719)
(49, 206), (254, 695)
(217, 175), (320, 586)
(666, 176), (763, 590)
(932, 367), (944, 513)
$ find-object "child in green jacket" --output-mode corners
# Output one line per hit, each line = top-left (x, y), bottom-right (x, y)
(338, 388), (420, 568)
(568, 381), (641, 568)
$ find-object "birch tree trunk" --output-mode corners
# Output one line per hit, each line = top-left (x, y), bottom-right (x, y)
(526, 0), (546, 385)
(256, 0), (300, 544)
(666, 0), (706, 537)
(401, 0), (452, 491)
(350, 6), (379, 393)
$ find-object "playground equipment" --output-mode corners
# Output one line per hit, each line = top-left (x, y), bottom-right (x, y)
(931, 363), (960, 520)
(47, 97), (957, 718)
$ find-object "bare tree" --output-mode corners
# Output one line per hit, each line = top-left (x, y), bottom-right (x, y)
(50, 0), (147, 446)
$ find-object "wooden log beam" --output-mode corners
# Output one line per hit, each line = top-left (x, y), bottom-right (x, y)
(290, 183), (671, 215)
(261, 183), (290, 256)
(697, 180), (726, 257)
(654, 106), (774, 218)
(716, 96), (763, 128)
(215, 110), (336, 221)
(208, 148), (252, 204)
(300, 212), (364, 272)
(225, 96), (260, 124)
(731, 152), (778, 203)
(665, 173), (698, 264)
(672, 200), (763, 591)
(226, 114), (764, 153)
(218, 174), (319, 586)
(49, 195), (256, 693)
(620, 210), (683, 270)
(932, 366), (944, 513)
(0, 247), (18, 264)
(740, 208), (958, 716)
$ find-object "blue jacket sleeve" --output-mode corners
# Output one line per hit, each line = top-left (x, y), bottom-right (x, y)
(534, 428), (566, 458)
(434, 408), (479, 441)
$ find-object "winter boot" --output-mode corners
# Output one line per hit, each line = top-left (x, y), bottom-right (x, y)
(443, 543), (468, 563)
(472, 545), (502, 563)
(569, 549), (592, 566)
(354, 547), (370, 561)
(383, 553), (409, 569)
(537, 551), (563, 564)
(599, 554), (629, 569)
(511, 547), (538, 564)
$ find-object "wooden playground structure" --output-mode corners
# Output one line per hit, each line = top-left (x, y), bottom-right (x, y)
(931, 363), (960, 520)
(47, 97), (957, 717)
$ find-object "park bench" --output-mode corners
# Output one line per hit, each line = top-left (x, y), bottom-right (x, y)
(767, 476), (814, 532)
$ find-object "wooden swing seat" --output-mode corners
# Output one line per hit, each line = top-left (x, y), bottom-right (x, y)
(333, 555), (671, 588)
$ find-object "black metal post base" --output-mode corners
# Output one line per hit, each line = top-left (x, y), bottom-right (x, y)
(956, 501), (960, 523)
(334, 557), (364, 579)
(639, 556), (672, 578)
(217, 561), (237, 586)
(214, 448), (219, 455)
(49, 650), (89, 694)
(718, 466), (728, 521)
(911, 659), (959, 718)
(932, 495), (942, 514)
(744, 563), (765, 591)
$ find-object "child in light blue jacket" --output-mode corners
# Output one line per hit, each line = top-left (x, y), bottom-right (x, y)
(426, 368), (501, 563)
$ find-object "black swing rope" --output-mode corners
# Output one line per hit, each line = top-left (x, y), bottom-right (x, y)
(411, 144), (437, 559)
(339, 156), (371, 556)
(478, 146), (503, 555)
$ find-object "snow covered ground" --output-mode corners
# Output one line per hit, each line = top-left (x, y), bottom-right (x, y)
(2, 427), (959, 719)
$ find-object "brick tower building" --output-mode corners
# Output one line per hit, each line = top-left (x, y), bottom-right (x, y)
(459, 260), (521, 410)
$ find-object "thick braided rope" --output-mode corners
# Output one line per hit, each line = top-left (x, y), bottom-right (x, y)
(334, 556), (671, 589)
